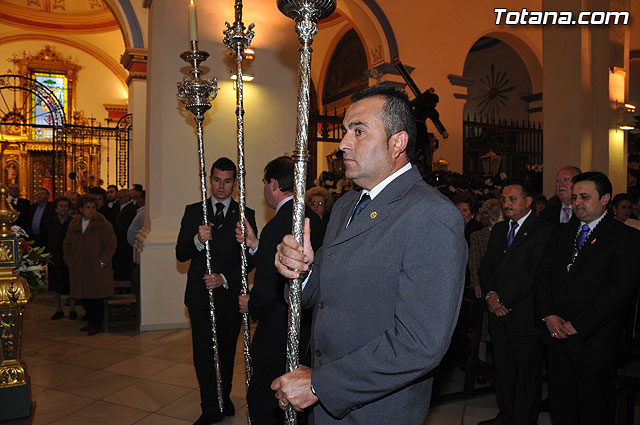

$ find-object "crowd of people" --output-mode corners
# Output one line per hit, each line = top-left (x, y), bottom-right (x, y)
(173, 84), (640, 425)
(453, 166), (640, 425)
(7, 182), (146, 336)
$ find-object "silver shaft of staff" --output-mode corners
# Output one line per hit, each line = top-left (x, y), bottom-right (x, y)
(277, 1), (336, 424)
(177, 46), (225, 416)
(223, 2), (255, 423)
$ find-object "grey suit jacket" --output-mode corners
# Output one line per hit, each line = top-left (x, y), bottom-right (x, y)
(303, 166), (467, 424)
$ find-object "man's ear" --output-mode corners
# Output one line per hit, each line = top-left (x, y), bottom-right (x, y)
(390, 131), (409, 159)
(269, 178), (279, 192)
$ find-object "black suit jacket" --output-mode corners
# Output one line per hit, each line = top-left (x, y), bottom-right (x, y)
(113, 202), (137, 279)
(248, 200), (324, 371)
(540, 196), (579, 225)
(534, 213), (640, 361)
(176, 198), (257, 311)
(26, 202), (55, 244)
(10, 198), (30, 229)
(480, 212), (553, 336)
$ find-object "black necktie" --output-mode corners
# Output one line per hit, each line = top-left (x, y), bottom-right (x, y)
(214, 202), (225, 229)
(348, 193), (371, 226)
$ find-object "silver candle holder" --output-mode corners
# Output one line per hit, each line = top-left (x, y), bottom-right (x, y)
(176, 41), (225, 416)
(277, 1), (336, 424)
(223, 1), (255, 423)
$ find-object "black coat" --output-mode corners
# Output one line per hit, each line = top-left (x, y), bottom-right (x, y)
(248, 200), (324, 371)
(113, 202), (136, 280)
(42, 214), (72, 293)
(176, 198), (257, 311)
(534, 213), (640, 361)
(540, 196), (579, 225)
(480, 212), (553, 336)
(10, 197), (30, 229)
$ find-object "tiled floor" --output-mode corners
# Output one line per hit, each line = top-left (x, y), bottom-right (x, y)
(1, 290), (577, 425)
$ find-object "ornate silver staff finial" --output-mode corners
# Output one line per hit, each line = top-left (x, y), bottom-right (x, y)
(223, 2), (254, 423)
(176, 42), (225, 416)
(277, 1), (336, 424)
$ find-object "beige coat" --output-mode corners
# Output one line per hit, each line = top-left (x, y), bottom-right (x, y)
(63, 213), (116, 299)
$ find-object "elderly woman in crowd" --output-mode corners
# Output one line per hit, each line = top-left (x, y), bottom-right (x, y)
(305, 186), (333, 226)
(468, 198), (504, 299)
(63, 194), (116, 335)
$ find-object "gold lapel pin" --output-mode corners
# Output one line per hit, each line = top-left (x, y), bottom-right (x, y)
(591, 238), (596, 244)
(370, 211), (377, 219)
(523, 232), (528, 236)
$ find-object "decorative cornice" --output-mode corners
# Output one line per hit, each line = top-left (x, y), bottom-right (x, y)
(121, 48), (147, 85)
(0, 2), (117, 32)
(447, 74), (474, 88)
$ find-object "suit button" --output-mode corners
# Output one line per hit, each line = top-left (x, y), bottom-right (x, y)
(318, 301), (324, 309)
(315, 349), (322, 357)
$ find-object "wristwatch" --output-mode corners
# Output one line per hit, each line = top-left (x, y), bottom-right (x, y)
(485, 291), (498, 302)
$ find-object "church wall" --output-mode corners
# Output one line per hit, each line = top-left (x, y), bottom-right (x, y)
(140, 1), (300, 329)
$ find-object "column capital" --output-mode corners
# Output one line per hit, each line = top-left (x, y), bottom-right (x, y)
(121, 48), (148, 85)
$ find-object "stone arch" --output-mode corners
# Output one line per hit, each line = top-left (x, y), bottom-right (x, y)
(335, 0), (398, 65)
(471, 31), (542, 94)
(103, 0), (144, 49)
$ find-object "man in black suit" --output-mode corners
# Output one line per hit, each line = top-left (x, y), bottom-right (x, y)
(176, 157), (257, 425)
(540, 165), (581, 224)
(7, 183), (30, 229)
(26, 187), (55, 246)
(237, 157), (324, 425)
(113, 189), (137, 281)
(478, 179), (553, 425)
(534, 171), (640, 425)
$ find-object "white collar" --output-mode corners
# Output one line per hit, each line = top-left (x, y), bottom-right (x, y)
(276, 195), (294, 215)
(512, 209), (532, 228)
(363, 162), (412, 200)
(210, 196), (232, 213)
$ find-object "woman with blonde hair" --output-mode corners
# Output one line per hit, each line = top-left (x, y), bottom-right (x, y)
(305, 186), (333, 225)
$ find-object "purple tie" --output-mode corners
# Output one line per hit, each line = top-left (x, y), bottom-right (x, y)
(506, 221), (519, 249)
(572, 224), (590, 259)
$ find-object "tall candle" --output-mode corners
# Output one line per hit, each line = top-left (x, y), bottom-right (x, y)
(188, 0), (198, 42)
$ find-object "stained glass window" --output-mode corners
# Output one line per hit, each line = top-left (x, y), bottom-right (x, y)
(31, 72), (68, 140)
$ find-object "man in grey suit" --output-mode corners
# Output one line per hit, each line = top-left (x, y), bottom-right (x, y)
(272, 85), (467, 424)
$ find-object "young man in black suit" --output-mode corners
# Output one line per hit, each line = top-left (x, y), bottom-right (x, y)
(176, 157), (257, 425)
(534, 171), (640, 425)
(478, 179), (553, 425)
(113, 189), (137, 280)
(7, 183), (30, 229)
(237, 157), (324, 425)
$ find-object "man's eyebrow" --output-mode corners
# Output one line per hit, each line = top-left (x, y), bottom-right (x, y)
(347, 120), (367, 129)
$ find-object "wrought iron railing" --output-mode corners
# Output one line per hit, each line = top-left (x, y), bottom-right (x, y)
(463, 114), (542, 178)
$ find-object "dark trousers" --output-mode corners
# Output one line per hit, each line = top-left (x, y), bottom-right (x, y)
(491, 323), (543, 425)
(248, 365), (284, 425)
(548, 344), (616, 425)
(82, 298), (104, 329)
(188, 307), (241, 416)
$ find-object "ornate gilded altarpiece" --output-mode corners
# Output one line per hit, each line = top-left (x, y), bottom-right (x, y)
(0, 46), (129, 200)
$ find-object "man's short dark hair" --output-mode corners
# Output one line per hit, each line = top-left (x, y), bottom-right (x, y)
(351, 84), (417, 160)
(211, 157), (237, 180)
(87, 187), (107, 202)
(139, 190), (146, 200)
(264, 156), (294, 193)
(37, 187), (50, 196)
(53, 196), (70, 208)
(132, 184), (143, 191)
(572, 171), (612, 199)
(503, 178), (535, 198)
(107, 184), (117, 191)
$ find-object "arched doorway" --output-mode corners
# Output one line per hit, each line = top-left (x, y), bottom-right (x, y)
(461, 37), (542, 184)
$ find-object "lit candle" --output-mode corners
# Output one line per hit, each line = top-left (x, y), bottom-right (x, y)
(188, 0), (198, 42)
